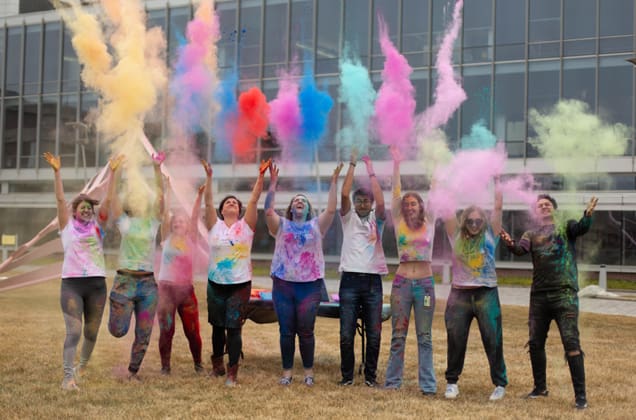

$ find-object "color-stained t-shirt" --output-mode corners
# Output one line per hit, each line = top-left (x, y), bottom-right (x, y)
(271, 218), (325, 283)
(157, 234), (195, 285)
(394, 216), (435, 263)
(60, 218), (106, 278)
(339, 209), (388, 275)
(509, 214), (592, 292)
(449, 225), (498, 288)
(117, 214), (160, 272)
(208, 218), (254, 285)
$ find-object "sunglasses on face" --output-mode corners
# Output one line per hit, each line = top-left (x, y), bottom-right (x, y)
(466, 218), (484, 228)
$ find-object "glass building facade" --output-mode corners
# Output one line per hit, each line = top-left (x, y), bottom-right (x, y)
(0, 0), (635, 268)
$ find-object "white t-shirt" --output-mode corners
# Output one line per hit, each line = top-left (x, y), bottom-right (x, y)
(157, 234), (195, 285)
(339, 209), (388, 275)
(60, 219), (106, 278)
(207, 218), (254, 285)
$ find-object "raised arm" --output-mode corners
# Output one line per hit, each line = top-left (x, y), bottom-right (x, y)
(264, 163), (281, 236)
(362, 156), (385, 220)
(202, 160), (217, 230)
(318, 163), (344, 235)
(97, 156), (123, 226)
(43, 152), (69, 230)
(391, 157), (402, 221)
(190, 184), (204, 240)
(160, 176), (171, 242)
(340, 153), (356, 217)
(500, 229), (530, 256)
(568, 196), (598, 238)
(152, 152), (165, 218)
(490, 176), (503, 235)
(244, 159), (270, 231)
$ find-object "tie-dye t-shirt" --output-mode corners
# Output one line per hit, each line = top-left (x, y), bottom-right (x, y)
(117, 214), (160, 272)
(394, 216), (435, 262)
(208, 218), (254, 285)
(271, 218), (325, 282)
(339, 209), (388, 275)
(157, 234), (195, 285)
(60, 219), (106, 278)
(450, 225), (498, 288)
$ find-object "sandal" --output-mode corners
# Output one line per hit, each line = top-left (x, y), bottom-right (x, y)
(304, 376), (315, 387)
(279, 376), (293, 386)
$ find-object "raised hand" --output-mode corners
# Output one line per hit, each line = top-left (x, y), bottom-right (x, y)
(108, 154), (125, 172)
(361, 155), (375, 174)
(268, 162), (279, 183)
(259, 158), (272, 175)
(332, 162), (344, 182)
(389, 145), (402, 163)
(499, 229), (514, 247)
(585, 196), (598, 217)
(43, 152), (61, 172)
(201, 159), (212, 177)
(152, 151), (166, 166)
(197, 184), (206, 195)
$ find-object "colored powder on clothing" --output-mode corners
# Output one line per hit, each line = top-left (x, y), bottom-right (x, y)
(373, 15), (416, 157)
(417, 0), (466, 140)
(269, 69), (302, 161)
(299, 63), (334, 149)
(233, 87), (270, 160)
(337, 45), (376, 156)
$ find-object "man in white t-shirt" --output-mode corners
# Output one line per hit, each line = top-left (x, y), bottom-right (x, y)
(337, 155), (388, 387)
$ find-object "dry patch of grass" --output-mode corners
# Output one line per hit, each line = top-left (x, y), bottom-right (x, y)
(0, 279), (634, 419)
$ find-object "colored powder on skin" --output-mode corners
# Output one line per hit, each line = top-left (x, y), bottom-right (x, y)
(337, 44), (376, 156)
(373, 15), (416, 157)
(417, 0), (466, 140)
(269, 69), (301, 161)
(233, 87), (271, 160)
(214, 68), (239, 162)
(54, 0), (168, 216)
(299, 63), (334, 150)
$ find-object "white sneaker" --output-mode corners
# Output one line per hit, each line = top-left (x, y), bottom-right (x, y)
(489, 385), (506, 401)
(445, 383), (459, 399)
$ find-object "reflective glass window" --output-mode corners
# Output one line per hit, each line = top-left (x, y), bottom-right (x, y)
(217, 2), (237, 71)
(20, 96), (38, 168)
(264, 0), (289, 78)
(563, 0), (596, 56)
(527, 60), (559, 156)
(598, 56), (633, 152)
(624, 211), (636, 265)
(3, 98), (19, 168)
(461, 65), (492, 137)
(291, 0), (314, 67)
(79, 91), (98, 167)
(528, 0), (561, 59)
(599, 0), (633, 53)
(5, 27), (22, 96)
(344, 0), (370, 65)
(23, 25), (41, 95)
(239, 0), (262, 80)
(494, 63), (525, 157)
(563, 58), (596, 109)
(432, 0), (460, 64)
(147, 8), (167, 35)
(62, 25), (79, 92)
(495, 0), (525, 61)
(316, 75), (338, 161)
(39, 95), (57, 160)
(372, 0), (399, 71)
(0, 29), (4, 90)
(42, 22), (61, 94)
(462, 0), (493, 64)
(168, 6), (191, 65)
(402, 0), (430, 68)
(59, 94), (78, 167)
(316, 0), (342, 74)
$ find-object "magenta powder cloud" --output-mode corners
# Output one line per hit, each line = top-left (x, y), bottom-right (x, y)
(373, 15), (416, 158)
(269, 70), (301, 161)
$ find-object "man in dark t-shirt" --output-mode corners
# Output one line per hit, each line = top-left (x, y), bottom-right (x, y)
(500, 194), (597, 410)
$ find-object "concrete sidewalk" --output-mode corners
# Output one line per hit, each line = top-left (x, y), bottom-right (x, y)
(253, 277), (636, 318)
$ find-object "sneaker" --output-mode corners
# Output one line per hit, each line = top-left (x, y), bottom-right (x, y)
(575, 396), (588, 410)
(160, 367), (171, 376)
(525, 388), (549, 399)
(364, 379), (379, 388)
(445, 383), (459, 399)
(61, 377), (79, 391)
(304, 376), (315, 387)
(194, 363), (205, 374)
(279, 376), (293, 386)
(338, 379), (353, 386)
(489, 385), (506, 401)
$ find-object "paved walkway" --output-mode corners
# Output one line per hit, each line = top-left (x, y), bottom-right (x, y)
(253, 277), (636, 318)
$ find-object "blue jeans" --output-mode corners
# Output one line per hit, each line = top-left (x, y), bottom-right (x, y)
(272, 276), (322, 370)
(444, 287), (507, 387)
(384, 275), (436, 393)
(339, 272), (383, 382)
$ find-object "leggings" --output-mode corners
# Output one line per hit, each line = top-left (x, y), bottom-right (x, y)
(157, 282), (202, 370)
(108, 271), (158, 374)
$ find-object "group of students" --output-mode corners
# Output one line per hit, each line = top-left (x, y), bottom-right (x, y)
(45, 150), (596, 410)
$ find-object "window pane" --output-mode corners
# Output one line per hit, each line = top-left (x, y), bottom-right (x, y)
(402, 0), (430, 68)
(432, 0), (460, 64)
(168, 6), (191, 65)
(494, 63), (525, 157)
(461, 65), (492, 137)
(43, 22), (61, 94)
(495, 0), (525, 61)
(218, 2), (237, 71)
(0, 29), (4, 90)
(24, 25), (41, 95)
(5, 27), (22, 96)
(291, 0), (314, 67)
(147, 8), (167, 35)
(264, 0), (288, 78)
(316, 0), (342, 74)
(3, 98), (19, 168)
(564, 0), (595, 39)
(62, 25), (79, 92)
(344, 0), (370, 64)
(625, 211), (636, 265)
(239, 0), (262, 80)
(563, 58), (595, 109)
(372, 0), (399, 70)
(316, 75), (338, 161)
(599, 0), (633, 53)
(598, 56), (633, 150)
(529, 0), (561, 42)
(40, 95), (57, 159)
(527, 60), (560, 156)
(462, 0), (493, 64)
(80, 91), (98, 167)
(20, 96), (38, 168)
(59, 94), (78, 167)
